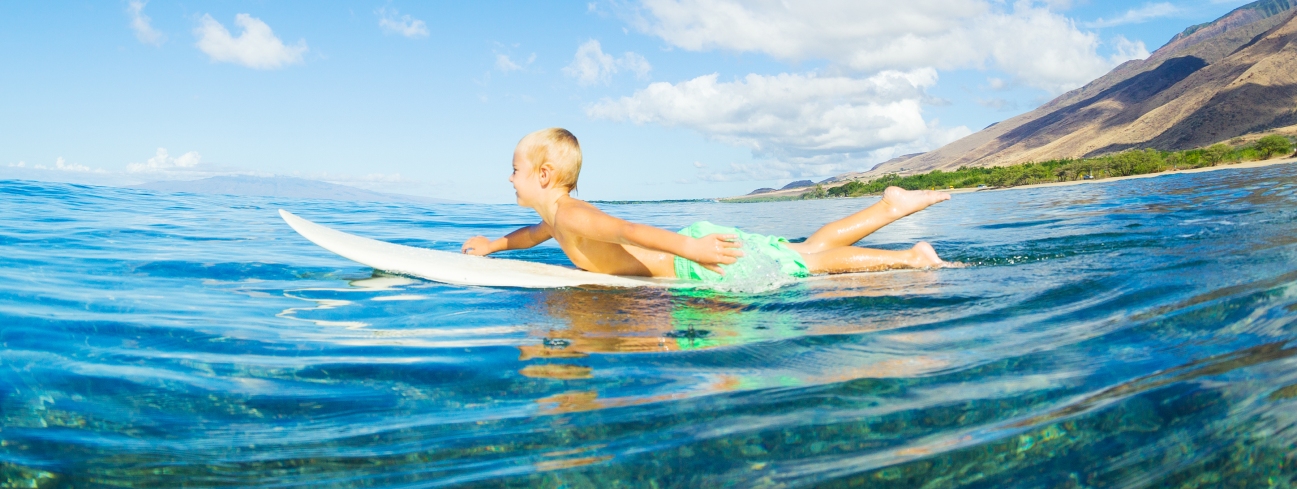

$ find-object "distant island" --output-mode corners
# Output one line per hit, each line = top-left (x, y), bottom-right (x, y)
(729, 134), (1295, 202)
(746, 179), (816, 195)
(131, 175), (464, 204)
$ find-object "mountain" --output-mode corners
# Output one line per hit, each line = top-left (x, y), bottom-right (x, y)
(866, 0), (1297, 176)
(780, 180), (814, 190)
(131, 175), (464, 204)
(822, 153), (925, 184)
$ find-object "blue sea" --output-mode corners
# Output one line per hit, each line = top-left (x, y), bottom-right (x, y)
(2, 163), (1296, 488)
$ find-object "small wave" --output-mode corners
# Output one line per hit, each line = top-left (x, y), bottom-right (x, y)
(2, 165), (1296, 487)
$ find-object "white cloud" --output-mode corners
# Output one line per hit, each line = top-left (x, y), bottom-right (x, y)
(1084, 3), (1178, 28)
(53, 157), (93, 172)
(127, 1), (166, 46)
(1109, 35), (1150, 65)
(630, 0), (1144, 94)
(496, 54), (522, 72)
(376, 7), (429, 38)
(7, 161), (25, 168)
(495, 53), (536, 73)
(562, 39), (652, 86)
(286, 170), (457, 196)
(127, 148), (202, 173)
(976, 97), (1019, 111)
(619, 52), (652, 78)
(307, 171), (412, 188)
(695, 124), (970, 182)
(194, 14), (307, 70)
(1038, 0), (1075, 9)
(31, 157), (102, 173)
(588, 69), (970, 179)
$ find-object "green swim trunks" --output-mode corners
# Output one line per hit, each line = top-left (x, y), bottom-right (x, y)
(673, 221), (810, 282)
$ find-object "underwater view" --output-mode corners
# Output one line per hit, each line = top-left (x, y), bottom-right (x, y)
(2, 163), (1297, 488)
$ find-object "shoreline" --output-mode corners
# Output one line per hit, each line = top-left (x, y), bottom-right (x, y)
(723, 156), (1297, 202)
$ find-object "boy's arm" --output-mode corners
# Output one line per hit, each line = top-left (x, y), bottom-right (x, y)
(560, 203), (742, 274)
(461, 222), (552, 256)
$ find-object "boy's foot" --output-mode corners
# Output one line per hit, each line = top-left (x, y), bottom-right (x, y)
(910, 242), (945, 268)
(882, 186), (950, 217)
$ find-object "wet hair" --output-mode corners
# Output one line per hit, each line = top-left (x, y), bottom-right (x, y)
(519, 128), (582, 192)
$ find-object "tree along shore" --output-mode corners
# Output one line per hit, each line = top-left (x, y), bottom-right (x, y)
(785, 134), (1296, 200)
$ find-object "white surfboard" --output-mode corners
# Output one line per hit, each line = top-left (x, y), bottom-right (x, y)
(279, 210), (684, 288)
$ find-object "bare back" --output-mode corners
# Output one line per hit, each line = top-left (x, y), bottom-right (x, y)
(548, 198), (676, 277)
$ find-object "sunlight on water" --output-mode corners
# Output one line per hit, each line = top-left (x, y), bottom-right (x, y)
(1, 163), (1296, 487)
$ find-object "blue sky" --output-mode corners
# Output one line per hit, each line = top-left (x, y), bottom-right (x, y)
(0, 0), (1261, 202)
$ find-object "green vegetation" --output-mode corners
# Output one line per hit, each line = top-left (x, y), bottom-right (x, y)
(1254, 134), (1294, 158)
(806, 183), (828, 199)
(809, 134), (1296, 199)
(723, 194), (806, 203)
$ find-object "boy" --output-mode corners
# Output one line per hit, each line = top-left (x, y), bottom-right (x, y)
(461, 128), (948, 281)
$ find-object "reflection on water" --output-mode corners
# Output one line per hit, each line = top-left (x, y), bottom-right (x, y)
(517, 274), (959, 416)
(1, 163), (1296, 487)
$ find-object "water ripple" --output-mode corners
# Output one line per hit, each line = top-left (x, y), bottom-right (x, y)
(2, 164), (1296, 487)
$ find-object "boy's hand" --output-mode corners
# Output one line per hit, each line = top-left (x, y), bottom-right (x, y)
(685, 234), (744, 274)
(461, 236), (495, 256)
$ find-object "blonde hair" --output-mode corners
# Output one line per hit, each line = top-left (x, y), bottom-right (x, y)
(519, 128), (582, 191)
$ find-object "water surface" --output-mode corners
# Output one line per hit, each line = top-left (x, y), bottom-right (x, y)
(2, 164), (1296, 487)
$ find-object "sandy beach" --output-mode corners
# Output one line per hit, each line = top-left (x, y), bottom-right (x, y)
(726, 156), (1297, 201)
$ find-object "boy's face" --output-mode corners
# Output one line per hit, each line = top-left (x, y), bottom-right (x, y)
(509, 146), (542, 207)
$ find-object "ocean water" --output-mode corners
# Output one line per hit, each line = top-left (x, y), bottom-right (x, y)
(2, 163), (1296, 488)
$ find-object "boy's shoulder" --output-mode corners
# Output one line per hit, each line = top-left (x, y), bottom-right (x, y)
(553, 195), (610, 225)
(556, 195), (599, 212)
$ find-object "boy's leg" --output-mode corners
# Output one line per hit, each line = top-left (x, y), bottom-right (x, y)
(800, 242), (943, 274)
(788, 187), (950, 254)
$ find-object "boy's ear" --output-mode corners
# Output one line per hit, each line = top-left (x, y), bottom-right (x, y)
(537, 164), (553, 188)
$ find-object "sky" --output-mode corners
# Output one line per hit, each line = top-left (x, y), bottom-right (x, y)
(0, 0), (1264, 202)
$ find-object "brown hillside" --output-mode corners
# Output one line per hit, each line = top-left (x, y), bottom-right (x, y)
(865, 0), (1297, 177)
